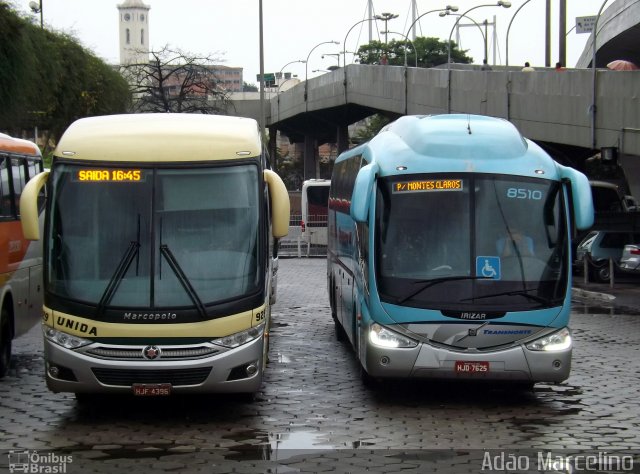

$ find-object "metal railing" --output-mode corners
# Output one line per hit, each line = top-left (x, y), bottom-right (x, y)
(278, 214), (328, 257)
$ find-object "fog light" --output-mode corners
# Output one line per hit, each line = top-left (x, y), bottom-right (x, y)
(380, 356), (390, 366)
(48, 365), (59, 378)
(553, 360), (562, 369)
(245, 363), (258, 376)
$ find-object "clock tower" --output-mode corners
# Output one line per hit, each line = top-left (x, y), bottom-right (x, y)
(118, 0), (150, 65)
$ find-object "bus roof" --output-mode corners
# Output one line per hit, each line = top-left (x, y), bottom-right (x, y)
(0, 134), (42, 158)
(339, 114), (561, 180)
(53, 114), (262, 162)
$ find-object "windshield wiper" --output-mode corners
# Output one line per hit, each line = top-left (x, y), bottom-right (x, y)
(97, 240), (140, 316)
(160, 244), (207, 319)
(460, 288), (554, 306)
(397, 276), (490, 304)
(97, 216), (141, 316)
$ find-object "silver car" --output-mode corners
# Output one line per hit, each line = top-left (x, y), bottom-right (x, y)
(619, 244), (640, 274)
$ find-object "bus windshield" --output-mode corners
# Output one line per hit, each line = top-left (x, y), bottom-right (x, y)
(375, 173), (568, 312)
(47, 162), (262, 312)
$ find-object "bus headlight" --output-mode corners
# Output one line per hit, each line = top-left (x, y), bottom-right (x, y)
(369, 323), (418, 349)
(214, 323), (265, 349)
(43, 326), (92, 349)
(526, 328), (572, 352)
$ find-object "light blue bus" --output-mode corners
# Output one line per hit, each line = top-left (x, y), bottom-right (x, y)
(327, 114), (594, 386)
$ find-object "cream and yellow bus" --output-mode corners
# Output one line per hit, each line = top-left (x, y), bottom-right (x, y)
(20, 114), (289, 399)
(0, 134), (44, 378)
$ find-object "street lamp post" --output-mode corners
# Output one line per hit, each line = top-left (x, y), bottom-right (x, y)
(591, 0), (610, 149)
(374, 12), (399, 43)
(380, 31), (418, 67)
(343, 18), (376, 69)
(446, 2), (511, 114)
(258, 0), (265, 135)
(278, 59), (305, 87)
(29, 0), (43, 28)
(505, 0), (533, 66)
(305, 40), (339, 101)
(322, 53), (341, 67)
(441, 12), (488, 64)
(405, 6), (459, 42)
(447, 1), (511, 68)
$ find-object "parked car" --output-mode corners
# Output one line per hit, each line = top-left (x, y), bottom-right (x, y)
(619, 244), (640, 274)
(574, 231), (640, 282)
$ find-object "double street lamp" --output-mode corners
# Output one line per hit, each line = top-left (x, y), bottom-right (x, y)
(405, 6), (459, 42)
(374, 12), (399, 43)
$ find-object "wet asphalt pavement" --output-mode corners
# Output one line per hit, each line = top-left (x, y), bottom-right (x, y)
(1, 257), (639, 473)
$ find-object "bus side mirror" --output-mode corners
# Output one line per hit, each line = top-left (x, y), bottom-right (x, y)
(263, 169), (290, 238)
(558, 165), (594, 231)
(20, 171), (49, 241)
(350, 163), (378, 223)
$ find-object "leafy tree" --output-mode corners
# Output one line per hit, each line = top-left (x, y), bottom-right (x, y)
(243, 82), (258, 92)
(121, 45), (231, 114)
(355, 37), (472, 68)
(0, 3), (130, 152)
(352, 114), (392, 144)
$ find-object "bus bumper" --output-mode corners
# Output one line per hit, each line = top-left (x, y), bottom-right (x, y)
(364, 339), (571, 383)
(43, 336), (265, 395)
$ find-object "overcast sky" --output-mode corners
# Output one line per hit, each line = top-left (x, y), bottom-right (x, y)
(12, 0), (611, 85)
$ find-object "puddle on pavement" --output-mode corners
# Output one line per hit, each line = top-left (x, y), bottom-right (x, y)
(222, 429), (363, 462)
(572, 302), (640, 316)
(275, 353), (292, 364)
(270, 322), (289, 328)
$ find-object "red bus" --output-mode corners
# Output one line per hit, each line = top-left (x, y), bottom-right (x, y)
(0, 133), (44, 377)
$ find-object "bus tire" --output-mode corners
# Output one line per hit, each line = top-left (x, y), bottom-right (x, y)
(359, 365), (377, 388)
(334, 320), (346, 342)
(0, 308), (12, 379)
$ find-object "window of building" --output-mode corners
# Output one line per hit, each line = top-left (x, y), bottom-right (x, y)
(141, 29), (144, 45)
(126, 29), (130, 45)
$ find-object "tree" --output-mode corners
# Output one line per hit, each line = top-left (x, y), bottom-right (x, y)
(121, 45), (232, 114)
(0, 4), (130, 153)
(243, 82), (258, 92)
(352, 114), (392, 144)
(355, 37), (473, 68)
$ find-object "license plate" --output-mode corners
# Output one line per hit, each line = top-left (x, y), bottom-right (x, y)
(132, 383), (172, 396)
(455, 361), (490, 374)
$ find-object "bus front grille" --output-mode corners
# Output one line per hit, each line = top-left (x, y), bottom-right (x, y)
(85, 345), (220, 361)
(92, 367), (212, 386)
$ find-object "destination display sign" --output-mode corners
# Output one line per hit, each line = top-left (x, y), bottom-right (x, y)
(393, 179), (463, 193)
(76, 169), (143, 182)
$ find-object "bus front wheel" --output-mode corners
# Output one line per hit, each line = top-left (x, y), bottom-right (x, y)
(0, 308), (12, 379)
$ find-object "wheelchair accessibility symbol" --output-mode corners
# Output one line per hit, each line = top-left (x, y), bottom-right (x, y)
(476, 256), (501, 280)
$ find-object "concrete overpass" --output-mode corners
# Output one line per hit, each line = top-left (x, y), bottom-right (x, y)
(229, 0), (640, 197)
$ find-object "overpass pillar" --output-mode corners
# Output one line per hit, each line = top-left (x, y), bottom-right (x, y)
(337, 125), (349, 154)
(304, 134), (317, 180)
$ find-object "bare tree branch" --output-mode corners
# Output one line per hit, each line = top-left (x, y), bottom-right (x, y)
(120, 45), (232, 114)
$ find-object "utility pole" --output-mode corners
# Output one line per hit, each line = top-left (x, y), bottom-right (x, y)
(545, 0), (551, 67)
(368, 0), (374, 42)
(558, 0), (567, 67)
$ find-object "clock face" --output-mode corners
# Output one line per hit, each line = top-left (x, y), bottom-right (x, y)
(124, 13), (131, 21)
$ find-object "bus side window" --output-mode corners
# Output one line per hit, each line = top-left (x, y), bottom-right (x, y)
(0, 157), (12, 219)
(11, 158), (27, 216)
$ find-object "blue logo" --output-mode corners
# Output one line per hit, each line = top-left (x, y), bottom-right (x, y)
(476, 256), (501, 280)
